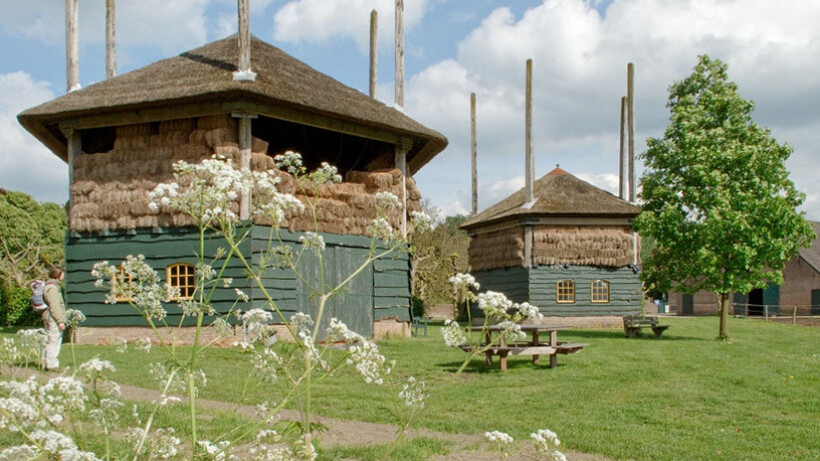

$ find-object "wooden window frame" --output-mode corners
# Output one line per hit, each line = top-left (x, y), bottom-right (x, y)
(114, 265), (134, 302)
(167, 263), (196, 301)
(591, 280), (610, 303)
(556, 280), (575, 304)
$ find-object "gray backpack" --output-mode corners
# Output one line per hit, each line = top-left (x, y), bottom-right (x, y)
(30, 280), (48, 312)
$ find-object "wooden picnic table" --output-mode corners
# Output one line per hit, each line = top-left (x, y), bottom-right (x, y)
(459, 324), (588, 371)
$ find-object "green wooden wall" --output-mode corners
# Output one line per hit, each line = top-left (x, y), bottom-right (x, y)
(473, 265), (641, 317)
(66, 227), (251, 327)
(474, 266), (530, 304)
(529, 265), (641, 316)
(66, 226), (411, 336)
(250, 227), (410, 339)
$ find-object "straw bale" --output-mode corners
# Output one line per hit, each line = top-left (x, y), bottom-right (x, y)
(116, 125), (152, 138)
(197, 115), (236, 130)
(213, 145), (239, 159)
(252, 136), (268, 155)
(531, 226), (637, 268)
(158, 119), (195, 134)
(204, 128), (237, 147)
(468, 228), (524, 271)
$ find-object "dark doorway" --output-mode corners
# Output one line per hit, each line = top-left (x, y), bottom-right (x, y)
(681, 294), (694, 315)
(812, 290), (820, 316)
(748, 289), (764, 315)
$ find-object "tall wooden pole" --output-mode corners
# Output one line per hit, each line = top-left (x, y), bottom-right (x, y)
(525, 59), (534, 204)
(234, 0), (256, 81)
(471, 92), (478, 215)
(65, 0), (79, 92)
(627, 62), (635, 203)
(619, 96), (628, 200)
(105, 0), (116, 79)
(394, 0), (404, 109)
(369, 10), (378, 98)
(62, 127), (81, 228)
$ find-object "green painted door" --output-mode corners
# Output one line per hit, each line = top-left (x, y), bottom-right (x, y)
(295, 246), (374, 338)
(681, 294), (694, 315)
(812, 290), (820, 316)
(763, 283), (780, 315)
(733, 292), (748, 316)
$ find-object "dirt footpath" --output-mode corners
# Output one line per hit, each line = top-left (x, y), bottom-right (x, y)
(8, 366), (616, 460)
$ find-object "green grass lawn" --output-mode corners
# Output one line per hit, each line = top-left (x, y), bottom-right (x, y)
(5, 316), (819, 460)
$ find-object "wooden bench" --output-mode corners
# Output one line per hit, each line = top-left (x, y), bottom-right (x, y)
(459, 340), (589, 370)
(623, 315), (669, 338)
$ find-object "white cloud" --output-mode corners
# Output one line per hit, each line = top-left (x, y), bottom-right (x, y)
(407, 0), (820, 219)
(576, 173), (619, 196)
(0, 72), (67, 204)
(0, 0), (210, 52)
(272, 0), (431, 52)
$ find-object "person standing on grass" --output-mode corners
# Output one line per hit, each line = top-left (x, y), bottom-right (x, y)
(42, 265), (67, 371)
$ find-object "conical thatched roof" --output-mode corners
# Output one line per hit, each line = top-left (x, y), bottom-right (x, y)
(19, 35), (447, 174)
(462, 167), (639, 230)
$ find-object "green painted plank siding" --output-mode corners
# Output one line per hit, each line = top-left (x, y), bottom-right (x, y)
(250, 226), (411, 329)
(67, 225), (412, 333)
(529, 265), (641, 316)
(65, 227), (251, 327)
(474, 267), (530, 304)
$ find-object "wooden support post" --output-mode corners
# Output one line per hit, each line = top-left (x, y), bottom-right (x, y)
(471, 92), (478, 215)
(793, 306), (797, 324)
(627, 62), (635, 203)
(524, 225), (533, 268)
(234, 0), (256, 81)
(369, 9), (378, 99)
(525, 59), (534, 205)
(63, 128), (81, 228)
(233, 113), (257, 220)
(619, 96), (627, 200)
(394, 0), (404, 109)
(395, 144), (408, 237)
(65, 0), (80, 92)
(105, 0), (116, 79)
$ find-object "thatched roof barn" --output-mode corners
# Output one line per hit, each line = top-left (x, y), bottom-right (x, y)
(18, 35), (447, 338)
(461, 167), (642, 318)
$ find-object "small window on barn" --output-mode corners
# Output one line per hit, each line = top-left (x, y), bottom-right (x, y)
(167, 263), (196, 300)
(591, 280), (610, 303)
(114, 265), (135, 302)
(556, 280), (575, 303)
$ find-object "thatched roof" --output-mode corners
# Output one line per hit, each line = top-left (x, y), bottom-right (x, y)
(18, 35), (447, 175)
(798, 221), (820, 273)
(462, 167), (639, 230)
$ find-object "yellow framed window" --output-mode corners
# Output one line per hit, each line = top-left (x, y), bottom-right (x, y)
(556, 280), (575, 304)
(115, 265), (135, 302)
(591, 280), (610, 303)
(167, 263), (196, 300)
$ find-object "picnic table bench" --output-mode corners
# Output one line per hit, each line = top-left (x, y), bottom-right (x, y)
(623, 315), (669, 338)
(459, 325), (588, 371)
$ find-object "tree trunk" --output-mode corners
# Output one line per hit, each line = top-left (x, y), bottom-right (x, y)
(718, 291), (729, 339)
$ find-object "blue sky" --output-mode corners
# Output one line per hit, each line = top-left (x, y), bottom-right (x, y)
(2, 0), (819, 220)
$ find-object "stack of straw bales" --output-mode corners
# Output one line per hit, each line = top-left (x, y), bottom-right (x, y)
(467, 228), (524, 271)
(532, 226), (636, 267)
(70, 114), (420, 237)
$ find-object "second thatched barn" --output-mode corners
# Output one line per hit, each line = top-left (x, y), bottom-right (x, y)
(461, 167), (642, 319)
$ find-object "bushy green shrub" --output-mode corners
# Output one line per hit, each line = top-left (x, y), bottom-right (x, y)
(0, 282), (39, 326)
(411, 295), (425, 319)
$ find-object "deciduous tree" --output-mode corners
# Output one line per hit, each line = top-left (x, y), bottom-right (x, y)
(635, 55), (815, 339)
